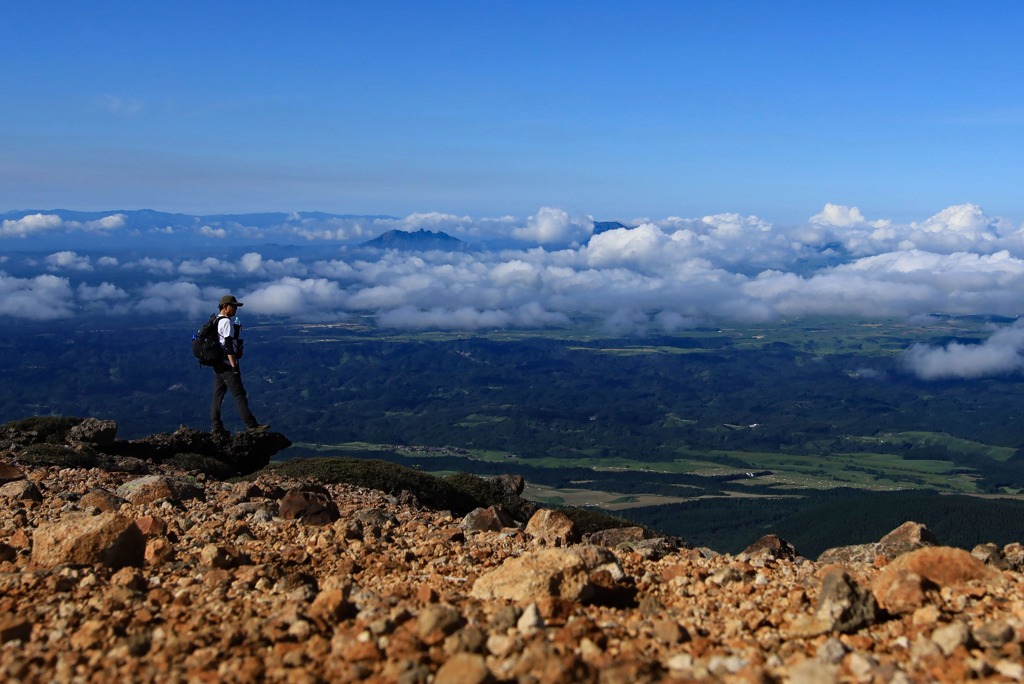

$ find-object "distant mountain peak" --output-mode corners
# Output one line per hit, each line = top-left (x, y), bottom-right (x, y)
(361, 228), (467, 251)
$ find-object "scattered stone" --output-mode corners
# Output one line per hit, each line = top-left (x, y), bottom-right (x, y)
(67, 418), (118, 446)
(0, 615), (31, 644)
(879, 546), (1006, 588)
(278, 487), (341, 525)
(972, 619), (1014, 649)
(791, 567), (878, 636)
(0, 461), (24, 484)
(931, 620), (972, 656)
(970, 542), (1007, 569)
(2, 435), (1023, 684)
(516, 603), (545, 633)
(461, 506), (516, 533)
(470, 548), (592, 603)
(434, 652), (493, 684)
(877, 521), (938, 559)
(418, 604), (464, 644)
(742, 533), (799, 560)
(0, 479), (43, 502)
(31, 512), (145, 568)
(871, 568), (932, 615)
(586, 526), (648, 548)
(79, 489), (125, 512)
(818, 521), (937, 566)
(525, 509), (580, 547)
(115, 475), (204, 505)
(1003, 542), (1024, 571)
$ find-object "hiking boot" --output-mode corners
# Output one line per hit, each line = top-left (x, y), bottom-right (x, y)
(211, 428), (231, 440)
(247, 424), (271, 434)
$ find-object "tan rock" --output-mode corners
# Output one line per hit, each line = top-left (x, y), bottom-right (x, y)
(434, 652), (494, 684)
(133, 514), (168, 538)
(32, 512), (145, 568)
(418, 603), (464, 644)
(0, 461), (24, 484)
(309, 589), (352, 625)
(0, 615), (31, 643)
(115, 475), (204, 505)
(876, 521), (938, 560)
(144, 536), (174, 566)
(876, 546), (1005, 589)
(0, 479), (42, 502)
(470, 548), (593, 603)
(79, 489), (124, 512)
(525, 509), (580, 547)
(871, 568), (931, 615)
(461, 506), (515, 533)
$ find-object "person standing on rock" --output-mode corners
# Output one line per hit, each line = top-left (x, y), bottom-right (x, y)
(210, 295), (270, 437)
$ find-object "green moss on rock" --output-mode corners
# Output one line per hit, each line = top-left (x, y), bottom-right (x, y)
(2, 416), (85, 444)
(17, 443), (98, 469)
(559, 506), (644, 538)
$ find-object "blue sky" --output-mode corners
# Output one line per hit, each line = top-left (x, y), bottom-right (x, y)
(3, 1), (1024, 224)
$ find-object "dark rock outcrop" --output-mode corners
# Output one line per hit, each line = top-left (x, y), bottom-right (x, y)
(2, 417), (290, 477)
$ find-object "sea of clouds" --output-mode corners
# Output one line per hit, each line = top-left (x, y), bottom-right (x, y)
(4, 203), (1024, 380)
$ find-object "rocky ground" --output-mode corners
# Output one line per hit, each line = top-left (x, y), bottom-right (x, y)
(2, 423), (1024, 682)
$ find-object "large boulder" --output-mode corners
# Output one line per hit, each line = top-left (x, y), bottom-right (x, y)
(115, 475), (205, 505)
(279, 486), (340, 525)
(461, 506), (517, 533)
(790, 567), (880, 637)
(525, 509), (580, 547)
(109, 424), (291, 476)
(871, 546), (1006, 615)
(68, 418), (118, 447)
(470, 548), (594, 603)
(818, 521), (937, 565)
(586, 526), (648, 548)
(32, 512), (145, 568)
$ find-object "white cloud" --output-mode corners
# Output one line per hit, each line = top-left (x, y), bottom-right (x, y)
(1, 214), (64, 238)
(513, 207), (593, 244)
(199, 225), (228, 238)
(178, 257), (232, 276)
(45, 251), (93, 271)
(0, 273), (75, 319)
(134, 281), (208, 317)
(903, 322), (1024, 379)
(83, 214), (126, 232)
(1, 213), (127, 239)
(811, 203), (881, 228)
(78, 282), (130, 302)
(132, 257), (176, 275)
(6, 203), (1024, 355)
(241, 277), (348, 316)
(377, 302), (568, 330)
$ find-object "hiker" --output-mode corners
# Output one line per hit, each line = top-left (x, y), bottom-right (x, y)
(210, 295), (270, 437)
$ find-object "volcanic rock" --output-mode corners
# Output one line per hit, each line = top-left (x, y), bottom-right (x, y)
(279, 486), (341, 525)
(461, 505), (516, 532)
(470, 548), (593, 603)
(115, 475), (204, 505)
(31, 512), (145, 568)
(525, 509), (580, 547)
(3, 444), (1024, 683)
(67, 418), (118, 446)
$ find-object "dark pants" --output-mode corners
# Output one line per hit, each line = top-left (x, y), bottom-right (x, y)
(211, 363), (258, 431)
